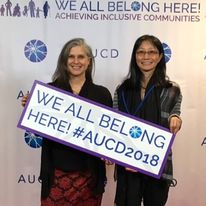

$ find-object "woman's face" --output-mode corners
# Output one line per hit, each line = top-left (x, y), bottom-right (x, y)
(135, 40), (163, 74)
(67, 45), (90, 78)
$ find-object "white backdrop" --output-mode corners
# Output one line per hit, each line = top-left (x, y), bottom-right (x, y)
(1, 0), (206, 205)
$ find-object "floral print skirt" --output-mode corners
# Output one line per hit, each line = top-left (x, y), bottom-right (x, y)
(41, 169), (102, 206)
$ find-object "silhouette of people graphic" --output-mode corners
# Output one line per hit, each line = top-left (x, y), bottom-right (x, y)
(43, 1), (50, 18)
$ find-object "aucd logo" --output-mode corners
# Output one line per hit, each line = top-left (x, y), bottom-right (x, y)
(131, 1), (141, 11)
(162, 43), (172, 63)
(24, 39), (47, 63)
(129, 126), (142, 138)
(24, 131), (42, 148)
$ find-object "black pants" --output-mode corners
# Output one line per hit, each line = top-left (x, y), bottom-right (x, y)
(115, 170), (170, 206)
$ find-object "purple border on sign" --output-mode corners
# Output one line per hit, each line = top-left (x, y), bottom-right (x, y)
(17, 80), (175, 179)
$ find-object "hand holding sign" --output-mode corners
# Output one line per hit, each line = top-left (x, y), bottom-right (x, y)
(21, 91), (29, 107)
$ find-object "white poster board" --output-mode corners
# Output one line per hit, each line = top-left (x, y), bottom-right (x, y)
(18, 81), (174, 178)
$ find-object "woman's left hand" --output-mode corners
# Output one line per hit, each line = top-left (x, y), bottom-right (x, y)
(169, 116), (182, 134)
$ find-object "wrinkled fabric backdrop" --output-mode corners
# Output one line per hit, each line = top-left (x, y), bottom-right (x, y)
(0, 0), (206, 205)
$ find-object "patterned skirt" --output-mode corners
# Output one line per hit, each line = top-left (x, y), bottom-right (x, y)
(41, 169), (102, 206)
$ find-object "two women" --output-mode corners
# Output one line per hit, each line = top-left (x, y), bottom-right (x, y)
(22, 35), (182, 206)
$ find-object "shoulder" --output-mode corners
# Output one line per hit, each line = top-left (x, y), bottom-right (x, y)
(90, 82), (112, 107)
(47, 81), (57, 88)
(164, 81), (181, 94)
(91, 83), (111, 96)
(161, 81), (182, 102)
(169, 81), (181, 89)
(48, 81), (57, 87)
(115, 79), (129, 93)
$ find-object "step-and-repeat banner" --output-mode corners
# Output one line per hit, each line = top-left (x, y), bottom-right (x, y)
(0, 0), (206, 205)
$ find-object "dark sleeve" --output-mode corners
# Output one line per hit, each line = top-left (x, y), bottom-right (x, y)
(169, 86), (182, 117)
(39, 138), (54, 199)
(96, 86), (113, 108)
(87, 85), (113, 195)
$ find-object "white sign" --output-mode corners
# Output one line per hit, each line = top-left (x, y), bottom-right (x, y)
(17, 80), (175, 178)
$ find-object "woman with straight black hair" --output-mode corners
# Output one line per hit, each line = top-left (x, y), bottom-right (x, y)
(113, 34), (182, 206)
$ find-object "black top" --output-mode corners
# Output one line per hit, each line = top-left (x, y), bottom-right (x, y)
(114, 78), (181, 205)
(39, 80), (113, 198)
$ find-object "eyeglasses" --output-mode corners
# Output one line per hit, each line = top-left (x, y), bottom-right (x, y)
(136, 50), (159, 57)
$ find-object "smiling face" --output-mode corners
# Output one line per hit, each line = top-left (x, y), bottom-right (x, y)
(135, 40), (163, 75)
(67, 45), (91, 79)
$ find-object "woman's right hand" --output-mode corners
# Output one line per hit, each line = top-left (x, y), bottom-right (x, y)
(21, 92), (29, 107)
